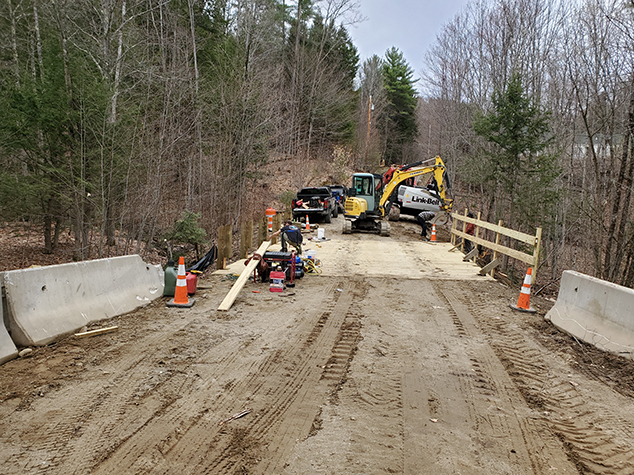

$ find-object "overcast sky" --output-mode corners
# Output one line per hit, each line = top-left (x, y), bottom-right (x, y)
(349, 0), (472, 82)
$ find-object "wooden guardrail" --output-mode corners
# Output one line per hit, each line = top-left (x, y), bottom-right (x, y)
(451, 210), (542, 284)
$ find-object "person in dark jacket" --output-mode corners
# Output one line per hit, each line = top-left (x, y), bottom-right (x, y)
(271, 221), (303, 254)
(464, 212), (476, 253)
(417, 211), (436, 240)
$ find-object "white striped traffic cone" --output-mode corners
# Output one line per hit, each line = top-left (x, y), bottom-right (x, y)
(167, 256), (195, 308)
(510, 268), (536, 313)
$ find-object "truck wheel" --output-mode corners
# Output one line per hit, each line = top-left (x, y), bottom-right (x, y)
(343, 220), (352, 234)
(325, 211), (332, 223)
(379, 220), (390, 236)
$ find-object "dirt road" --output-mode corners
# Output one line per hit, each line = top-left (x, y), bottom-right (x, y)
(2, 217), (634, 474)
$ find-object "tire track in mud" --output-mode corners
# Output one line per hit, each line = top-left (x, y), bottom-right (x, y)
(0, 318), (206, 475)
(443, 280), (634, 474)
(87, 278), (365, 474)
(200, 280), (365, 474)
(432, 282), (576, 473)
(157, 279), (349, 474)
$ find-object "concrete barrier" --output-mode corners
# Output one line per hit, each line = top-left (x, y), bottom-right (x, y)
(0, 274), (18, 363)
(545, 270), (634, 359)
(3, 255), (164, 347)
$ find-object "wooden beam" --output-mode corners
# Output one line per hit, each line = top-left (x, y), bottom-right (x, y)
(479, 258), (501, 276)
(218, 240), (271, 311)
(453, 229), (534, 265)
(74, 326), (119, 338)
(452, 213), (537, 245)
(463, 247), (478, 262)
(448, 241), (462, 252)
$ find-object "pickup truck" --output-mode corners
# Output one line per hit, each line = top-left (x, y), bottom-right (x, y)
(292, 186), (337, 223)
(328, 184), (347, 214)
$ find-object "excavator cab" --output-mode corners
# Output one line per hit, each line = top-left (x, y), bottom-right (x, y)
(344, 173), (389, 235)
(351, 174), (377, 211)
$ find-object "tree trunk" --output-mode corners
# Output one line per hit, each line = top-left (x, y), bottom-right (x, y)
(8, 0), (21, 87)
(109, 0), (126, 124)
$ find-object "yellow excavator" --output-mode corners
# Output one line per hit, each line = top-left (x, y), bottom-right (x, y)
(342, 156), (453, 236)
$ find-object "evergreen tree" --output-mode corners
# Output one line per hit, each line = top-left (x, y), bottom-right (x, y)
(473, 73), (560, 230)
(381, 47), (418, 164)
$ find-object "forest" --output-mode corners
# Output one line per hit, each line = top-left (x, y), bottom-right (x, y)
(1, 0), (634, 290)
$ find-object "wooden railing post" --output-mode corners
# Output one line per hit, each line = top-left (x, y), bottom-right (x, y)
(258, 216), (267, 246)
(475, 212), (481, 242)
(271, 213), (282, 245)
(532, 227), (542, 285)
(217, 224), (232, 270)
(491, 220), (502, 280)
(239, 220), (253, 259)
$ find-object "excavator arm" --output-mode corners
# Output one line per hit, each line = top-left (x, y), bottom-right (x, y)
(378, 156), (453, 217)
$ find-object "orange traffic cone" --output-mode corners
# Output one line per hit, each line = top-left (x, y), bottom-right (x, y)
(430, 223), (437, 242)
(306, 214), (310, 232)
(167, 256), (195, 308)
(510, 267), (536, 313)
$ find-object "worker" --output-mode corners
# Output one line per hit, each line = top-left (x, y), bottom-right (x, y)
(464, 212), (476, 253)
(417, 211), (436, 241)
(427, 177), (441, 200)
(271, 220), (303, 254)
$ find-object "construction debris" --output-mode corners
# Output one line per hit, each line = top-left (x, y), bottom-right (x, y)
(74, 326), (119, 339)
(219, 409), (252, 426)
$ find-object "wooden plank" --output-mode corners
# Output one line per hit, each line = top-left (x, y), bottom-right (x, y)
(448, 241), (462, 252)
(453, 229), (534, 265)
(74, 326), (119, 338)
(452, 213), (537, 245)
(463, 247), (478, 262)
(479, 258), (501, 276)
(218, 240), (271, 311)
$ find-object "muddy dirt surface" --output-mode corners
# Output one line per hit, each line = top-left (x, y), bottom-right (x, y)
(2, 217), (634, 474)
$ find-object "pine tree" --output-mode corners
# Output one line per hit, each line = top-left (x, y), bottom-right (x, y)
(473, 73), (560, 229)
(381, 47), (418, 164)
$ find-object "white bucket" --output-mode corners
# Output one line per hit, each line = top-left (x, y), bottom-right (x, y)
(317, 228), (325, 240)
(305, 250), (316, 260)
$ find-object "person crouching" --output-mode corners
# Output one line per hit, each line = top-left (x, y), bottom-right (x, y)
(416, 211), (436, 241)
(271, 220), (303, 254)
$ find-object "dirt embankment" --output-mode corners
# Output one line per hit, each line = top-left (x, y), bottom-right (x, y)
(1, 217), (634, 474)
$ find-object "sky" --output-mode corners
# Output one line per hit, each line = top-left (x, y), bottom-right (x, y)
(349, 0), (472, 82)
